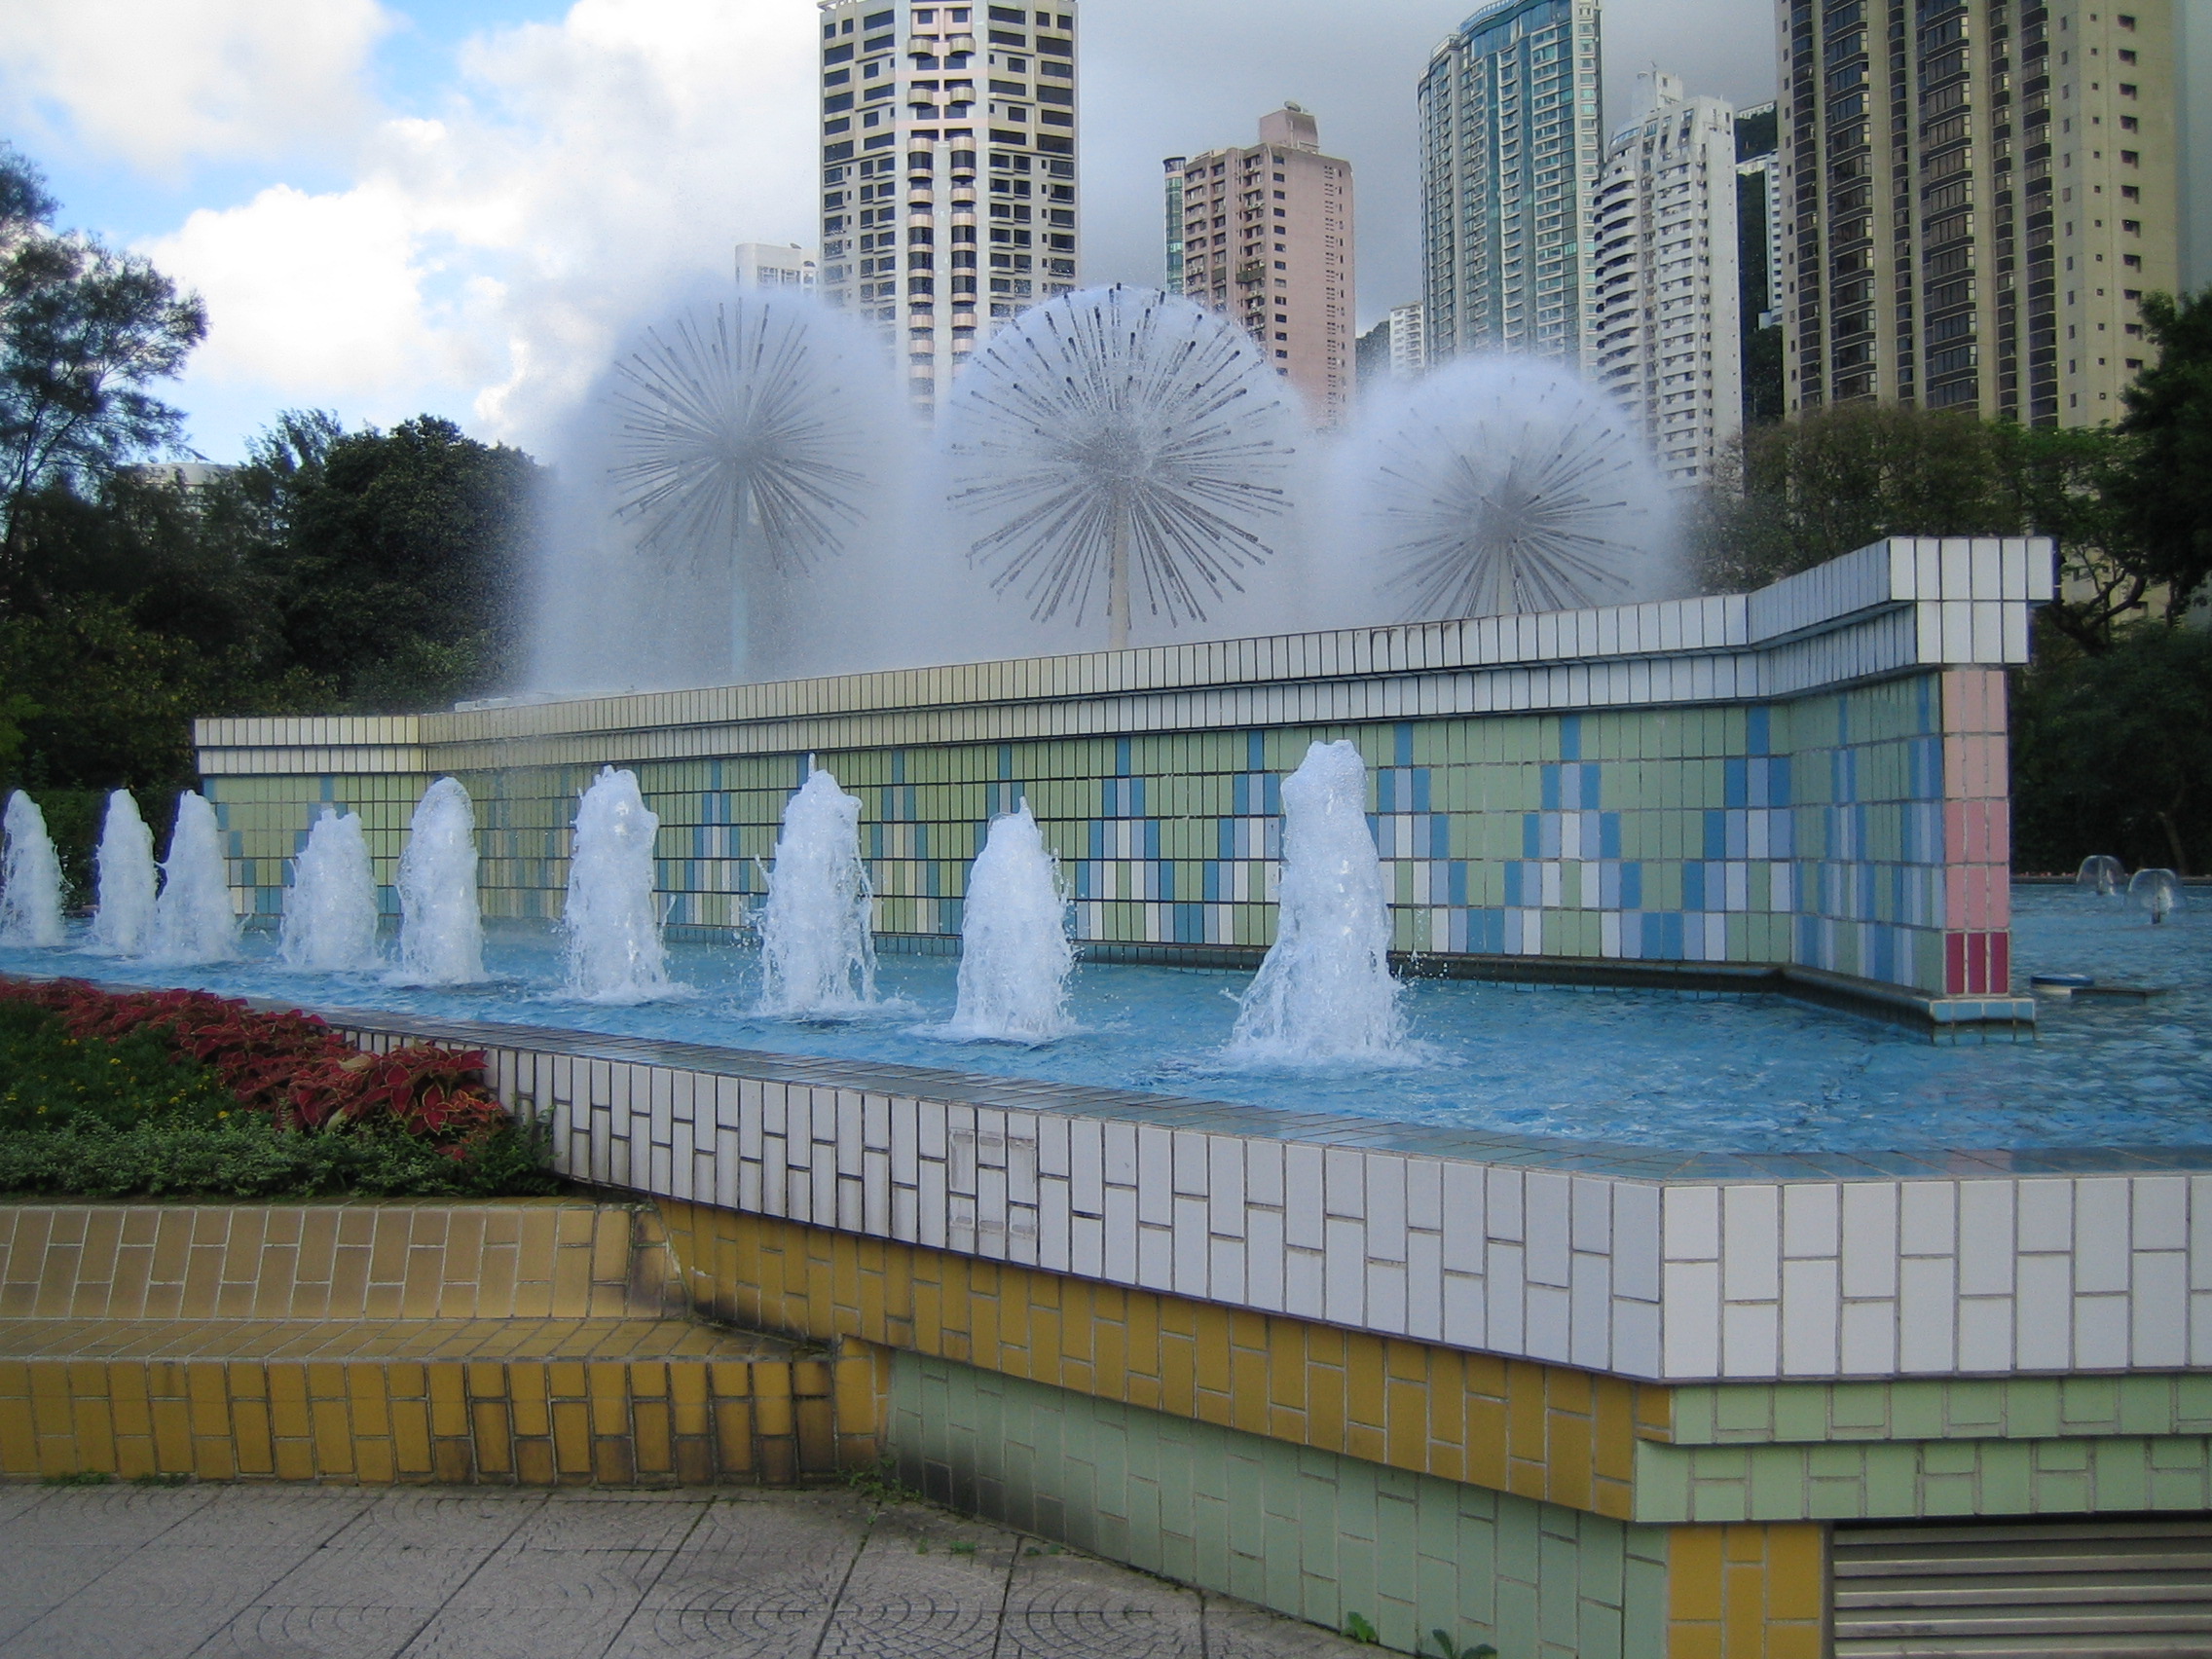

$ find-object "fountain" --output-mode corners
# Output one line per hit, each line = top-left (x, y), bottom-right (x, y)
(2128, 867), (2184, 925)
(278, 807), (381, 973)
(390, 778), (486, 985)
(0, 792), (65, 948)
(756, 767), (876, 1016)
(1337, 353), (1677, 619)
(2076, 854), (2126, 897)
(940, 286), (1301, 650)
(561, 767), (674, 1003)
(941, 802), (1073, 1044)
(145, 792), (239, 965)
(85, 790), (158, 957)
(1228, 740), (1404, 1063)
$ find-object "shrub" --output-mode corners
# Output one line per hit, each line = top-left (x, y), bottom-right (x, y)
(0, 977), (558, 1198)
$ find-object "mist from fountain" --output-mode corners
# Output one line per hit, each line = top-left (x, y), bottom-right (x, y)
(756, 768), (876, 1016)
(2129, 867), (2184, 925)
(85, 791), (158, 957)
(146, 793), (239, 965)
(0, 792), (65, 948)
(279, 807), (382, 973)
(391, 779), (486, 985)
(2076, 854), (2126, 897)
(562, 766), (674, 1003)
(942, 802), (1072, 1043)
(1229, 740), (1404, 1064)
(1330, 353), (1679, 624)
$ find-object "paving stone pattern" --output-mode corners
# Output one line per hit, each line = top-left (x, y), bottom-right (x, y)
(0, 1484), (1360, 1658)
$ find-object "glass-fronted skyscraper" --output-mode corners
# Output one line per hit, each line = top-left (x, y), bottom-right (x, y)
(1418, 0), (1605, 367)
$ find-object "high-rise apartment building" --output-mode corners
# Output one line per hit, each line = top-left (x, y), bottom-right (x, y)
(1735, 102), (1787, 424)
(817, 0), (1080, 411)
(1779, 0), (2181, 425)
(1168, 105), (1357, 425)
(1591, 74), (1744, 486)
(2182, 0), (2209, 288)
(735, 243), (821, 292)
(1163, 158), (1187, 293)
(1418, 0), (1606, 368)
(1387, 301), (1428, 376)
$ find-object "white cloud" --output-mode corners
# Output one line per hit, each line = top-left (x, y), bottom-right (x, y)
(0, 0), (393, 171)
(136, 0), (820, 455)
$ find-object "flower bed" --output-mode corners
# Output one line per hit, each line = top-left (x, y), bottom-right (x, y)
(0, 979), (558, 1198)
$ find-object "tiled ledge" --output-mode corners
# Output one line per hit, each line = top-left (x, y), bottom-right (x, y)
(299, 1006), (2212, 1386)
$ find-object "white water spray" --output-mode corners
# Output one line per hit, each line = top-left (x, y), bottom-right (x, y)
(391, 778), (486, 985)
(279, 807), (382, 973)
(944, 803), (1072, 1043)
(1229, 740), (1404, 1063)
(562, 766), (674, 1002)
(85, 791), (157, 956)
(146, 793), (239, 965)
(756, 768), (876, 1015)
(0, 792), (65, 948)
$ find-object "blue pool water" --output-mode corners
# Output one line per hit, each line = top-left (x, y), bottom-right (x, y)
(2, 886), (2205, 1154)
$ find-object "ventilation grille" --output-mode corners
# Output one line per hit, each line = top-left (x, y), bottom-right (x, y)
(1834, 1520), (2212, 1658)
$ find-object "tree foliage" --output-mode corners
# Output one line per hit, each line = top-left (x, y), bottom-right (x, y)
(2116, 288), (2212, 620)
(0, 145), (206, 574)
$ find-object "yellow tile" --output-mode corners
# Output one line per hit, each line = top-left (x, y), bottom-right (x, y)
(311, 1398), (355, 1475)
(390, 1398), (434, 1475)
(1668, 1526), (1725, 1623)
(551, 1399), (592, 1473)
(1765, 1524), (1826, 1623)
(186, 1363), (231, 1438)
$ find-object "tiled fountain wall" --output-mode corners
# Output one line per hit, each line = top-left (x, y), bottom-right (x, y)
(197, 537), (2049, 1002)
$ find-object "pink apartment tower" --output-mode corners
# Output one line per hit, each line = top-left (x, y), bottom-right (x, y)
(1168, 104), (1356, 426)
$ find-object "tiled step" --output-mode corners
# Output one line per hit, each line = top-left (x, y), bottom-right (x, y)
(0, 1202), (884, 1487)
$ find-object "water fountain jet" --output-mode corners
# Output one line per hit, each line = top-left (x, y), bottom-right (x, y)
(1229, 741), (1404, 1063)
(146, 793), (239, 965)
(0, 792), (65, 948)
(279, 807), (382, 973)
(562, 767), (674, 1002)
(756, 768), (876, 1016)
(85, 791), (157, 957)
(943, 802), (1072, 1043)
(391, 779), (485, 985)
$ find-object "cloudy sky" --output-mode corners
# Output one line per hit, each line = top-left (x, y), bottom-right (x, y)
(1, 0), (1778, 461)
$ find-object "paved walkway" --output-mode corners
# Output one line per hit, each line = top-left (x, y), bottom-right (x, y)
(0, 1482), (1360, 1657)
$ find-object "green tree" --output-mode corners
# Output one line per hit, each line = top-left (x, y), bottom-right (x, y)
(2115, 286), (2212, 621)
(0, 146), (205, 582)
(243, 413), (541, 711)
(1693, 403), (2015, 593)
(2011, 623), (2212, 874)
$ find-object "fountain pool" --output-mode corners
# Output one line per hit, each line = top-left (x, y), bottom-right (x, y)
(4, 884), (2203, 1156)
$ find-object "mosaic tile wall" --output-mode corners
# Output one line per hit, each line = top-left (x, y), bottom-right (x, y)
(204, 665), (2011, 998)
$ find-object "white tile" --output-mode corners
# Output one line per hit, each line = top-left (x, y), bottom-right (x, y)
(1366, 1259), (1410, 1336)
(1613, 1183), (1662, 1301)
(1136, 1221), (1172, 1290)
(1407, 1230), (1444, 1341)
(1284, 1145), (1324, 1249)
(2129, 1251), (2190, 1368)
(1525, 1173), (1571, 1287)
(1069, 1120), (1104, 1216)
(1324, 1148), (1366, 1219)
(1247, 1139), (1284, 1208)
(1612, 1298), (1662, 1379)
(2133, 1177), (2189, 1253)
(2016, 1178), (2073, 1252)
(1171, 1129), (1208, 1196)
(1206, 1136), (1246, 1238)
(1209, 1236), (1247, 1306)
(1284, 1244), (1324, 1320)
(2191, 1176), (2212, 1290)
(1841, 1183), (1899, 1298)
(1569, 1253), (1611, 1369)
(1662, 1261), (1720, 1378)
(1103, 1184), (1136, 1281)
(1487, 1166), (1526, 1241)
(1246, 1207), (1285, 1311)
(2073, 1292), (2129, 1370)
(1956, 1181), (2015, 1295)
(1899, 1181), (1957, 1257)
(1838, 1299), (1898, 1375)
(1780, 1257), (1840, 1376)
(1782, 1184), (1840, 1258)
(1324, 1217), (1367, 1325)
(1956, 1296), (2012, 1374)
(2075, 1178), (2132, 1293)
(1406, 1159), (1443, 1233)
(1526, 1285), (1571, 1364)
(1443, 1272), (1485, 1348)
(1664, 1186), (1720, 1261)
(2014, 1253), (2073, 1369)
(1898, 1257), (1958, 1372)
(1488, 1242), (1528, 1354)
(1365, 1156), (1408, 1263)
(1722, 1186), (1781, 1303)
(1136, 1126), (1173, 1225)
(1172, 1196), (1209, 1297)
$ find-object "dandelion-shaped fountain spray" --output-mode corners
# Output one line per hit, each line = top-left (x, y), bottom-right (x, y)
(608, 296), (881, 676)
(941, 286), (1300, 649)
(1343, 355), (1675, 618)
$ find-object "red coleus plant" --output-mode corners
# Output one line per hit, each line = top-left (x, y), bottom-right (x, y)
(0, 979), (510, 1144)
